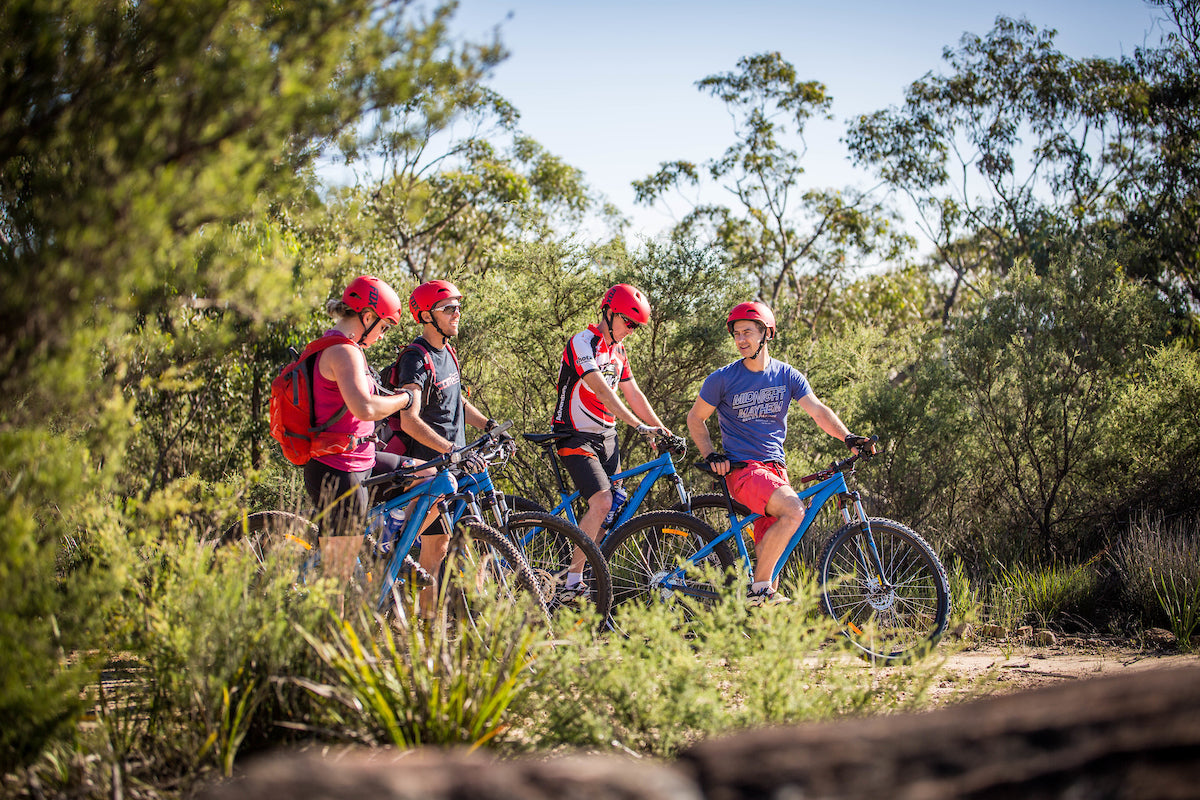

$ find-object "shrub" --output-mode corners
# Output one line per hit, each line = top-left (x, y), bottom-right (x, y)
(1113, 512), (1200, 645)
(514, 576), (949, 758)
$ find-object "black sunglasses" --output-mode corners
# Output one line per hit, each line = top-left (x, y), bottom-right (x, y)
(618, 314), (641, 330)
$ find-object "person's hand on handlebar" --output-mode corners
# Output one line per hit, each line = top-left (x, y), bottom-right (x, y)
(636, 423), (672, 443)
(704, 450), (731, 476)
(844, 433), (877, 456)
(451, 449), (489, 475)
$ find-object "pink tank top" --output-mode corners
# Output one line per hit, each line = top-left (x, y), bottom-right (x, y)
(311, 330), (377, 472)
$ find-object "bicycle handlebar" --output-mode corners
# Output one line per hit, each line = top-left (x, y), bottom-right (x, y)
(655, 434), (688, 457)
(691, 435), (879, 483)
(363, 420), (514, 488)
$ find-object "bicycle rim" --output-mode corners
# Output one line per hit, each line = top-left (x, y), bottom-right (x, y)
(819, 518), (950, 663)
(504, 511), (613, 622)
(602, 510), (734, 612)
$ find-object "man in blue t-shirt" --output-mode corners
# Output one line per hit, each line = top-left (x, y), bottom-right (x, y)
(686, 301), (875, 606)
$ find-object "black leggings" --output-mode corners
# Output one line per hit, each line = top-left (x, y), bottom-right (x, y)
(303, 452), (407, 538)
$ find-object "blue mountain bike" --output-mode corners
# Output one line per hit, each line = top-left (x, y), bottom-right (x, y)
(600, 441), (951, 662)
(218, 423), (550, 632)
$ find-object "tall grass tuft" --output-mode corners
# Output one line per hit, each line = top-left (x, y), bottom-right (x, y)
(298, 591), (546, 750)
(1115, 512), (1200, 647)
(994, 558), (1100, 627)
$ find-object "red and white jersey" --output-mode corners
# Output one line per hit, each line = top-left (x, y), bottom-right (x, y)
(552, 324), (632, 434)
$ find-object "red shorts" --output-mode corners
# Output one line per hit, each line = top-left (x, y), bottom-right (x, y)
(728, 461), (790, 544)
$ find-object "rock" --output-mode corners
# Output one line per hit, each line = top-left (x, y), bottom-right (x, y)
(1015, 625), (1034, 639)
(1034, 629), (1057, 647)
(199, 749), (701, 800)
(679, 665), (1200, 800)
(1145, 627), (1178, 650)
(979, 623), (1007, 639)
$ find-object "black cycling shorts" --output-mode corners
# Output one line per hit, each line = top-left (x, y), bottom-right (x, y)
(557, 430), (620, 501)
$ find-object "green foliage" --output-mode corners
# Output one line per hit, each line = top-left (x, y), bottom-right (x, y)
(300, 601), (545, 750)
(516, 580), (947, 758)
(995, 559), (1101, 627)
(0, 432), (119, 774)
(1113, 512), (1200, 644)
(634, 52), (912, 335)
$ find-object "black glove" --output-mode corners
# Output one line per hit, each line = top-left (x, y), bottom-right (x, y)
(844, 434), (872, 452)
(706, 452), (729, 463)
(462, 451), (489, 475)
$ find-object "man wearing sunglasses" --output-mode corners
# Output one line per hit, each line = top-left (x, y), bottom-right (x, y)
(386, 279), (493, 464)
(551, 283), (672, 598)
(384, 279), (498, 616)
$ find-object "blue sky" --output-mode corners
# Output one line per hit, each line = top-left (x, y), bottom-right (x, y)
(445, 0), (1168, 242)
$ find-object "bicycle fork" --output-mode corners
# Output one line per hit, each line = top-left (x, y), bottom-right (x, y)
(837, 490), (893, 635)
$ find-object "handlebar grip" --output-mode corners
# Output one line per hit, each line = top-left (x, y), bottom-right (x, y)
(692, 459), (749, 474)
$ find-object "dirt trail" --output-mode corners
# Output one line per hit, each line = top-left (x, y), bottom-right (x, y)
(929, 639), (1200, 700)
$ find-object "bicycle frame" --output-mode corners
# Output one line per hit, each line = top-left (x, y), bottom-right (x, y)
(361, 467), (459, 613)
(545, 449), (690, 536)
(665, 465), (887, 600)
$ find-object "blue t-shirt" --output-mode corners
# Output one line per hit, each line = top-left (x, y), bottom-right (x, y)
(698, 358), (811, 463)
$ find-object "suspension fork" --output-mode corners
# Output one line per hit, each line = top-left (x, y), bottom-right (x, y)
(838, 490), (890, 587)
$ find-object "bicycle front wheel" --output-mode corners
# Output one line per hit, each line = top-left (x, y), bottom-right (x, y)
(818, 518), (950, 663)
(439, 520), (551, 635)
(503, 511), (613, 621)
(601, 510), (735, 613)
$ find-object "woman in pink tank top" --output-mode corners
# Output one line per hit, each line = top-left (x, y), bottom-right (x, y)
(302, 276), (415, 538)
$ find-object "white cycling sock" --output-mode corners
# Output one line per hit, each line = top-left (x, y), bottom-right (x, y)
(565, 572), (584, 587)
(751, 580), (771, 593)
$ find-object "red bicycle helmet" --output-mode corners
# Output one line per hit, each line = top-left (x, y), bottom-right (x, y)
(601, 283), (652, 325)
(726, 301), (776, 339)
(409, 280), (463, 323)
(343, 276), (403, 325)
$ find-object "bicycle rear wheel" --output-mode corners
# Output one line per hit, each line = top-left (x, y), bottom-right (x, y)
(215, 510), (320, 583)
(503, 511), (613, 621)
(439, 520), (551, 636)
(601, 510), (735, 613)
(818, 518), (950, 663)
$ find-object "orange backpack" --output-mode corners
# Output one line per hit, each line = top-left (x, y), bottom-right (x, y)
(268, 338), (356, 465)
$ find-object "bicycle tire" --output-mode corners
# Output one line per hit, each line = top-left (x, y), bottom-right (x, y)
(503, 494), (550, 515)
(215, 510), (320, 580)
(438, 520), (551, 635)
(600, 510), (736, 612)
(503, 511), (613, 621)
(818, 517), (950, 663)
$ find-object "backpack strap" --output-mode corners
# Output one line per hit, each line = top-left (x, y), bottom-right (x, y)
(299, 336), (350, 433)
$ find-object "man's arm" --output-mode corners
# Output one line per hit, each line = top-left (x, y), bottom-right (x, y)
(397, 384), (456, 454)
(796, 392), (874, 454)
(462, 398), (489, 431)
(686, 396), (730, 476)
(581, 371), (649, 430)
(618, 377), (671, 436)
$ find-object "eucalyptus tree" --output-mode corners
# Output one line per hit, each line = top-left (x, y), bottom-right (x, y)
(844, 15), (1179, 324)
(317, 68), (594, 286)
(633, 52), (911, 338)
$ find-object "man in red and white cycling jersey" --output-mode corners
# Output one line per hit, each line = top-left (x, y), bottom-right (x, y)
(687, 301), (874, 606)
(552, 283), (671, 597)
